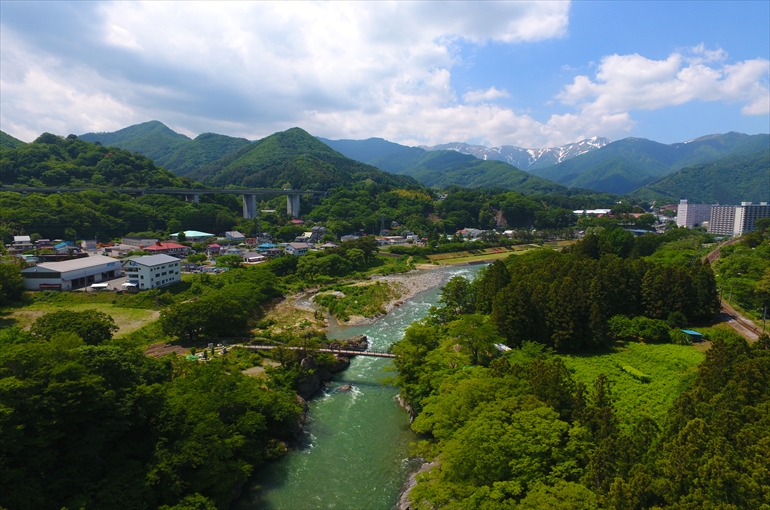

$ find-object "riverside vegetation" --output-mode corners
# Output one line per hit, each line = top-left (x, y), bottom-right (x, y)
(391, 229), (770, 509)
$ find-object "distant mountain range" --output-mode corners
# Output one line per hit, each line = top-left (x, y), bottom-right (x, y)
(9, 120), (760, 200)
(529, 132), (769, 194)
(630, 149), (770, 205)
(420, 137), (611, 171)
(318, 137), (567, 193)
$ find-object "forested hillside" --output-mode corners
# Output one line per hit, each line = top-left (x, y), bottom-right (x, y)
(0, 133), (192, 188)
(156, 132), (251, 175)
(0, 130), (26, 149)
(79, 120), (192, 164)
(0, 265), (303, 510)
(530, 132), (769, 194)
(188, 127), (419, 190)
(631, 149), (770, 204)
(320, 137), (570, 193)
(392, 228), (769, 509)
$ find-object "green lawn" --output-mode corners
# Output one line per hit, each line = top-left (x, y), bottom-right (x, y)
(560, 342), (705, 425)
(2, 302), (159, 337)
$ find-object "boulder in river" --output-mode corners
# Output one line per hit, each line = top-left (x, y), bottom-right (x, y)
(338, 384), (353, 392)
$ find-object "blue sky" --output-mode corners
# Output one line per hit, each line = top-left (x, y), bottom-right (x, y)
(1, 1), (768, 148)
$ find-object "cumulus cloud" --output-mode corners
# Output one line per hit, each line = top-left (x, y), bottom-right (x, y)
(558, 46), (770, 118)
(463, 87), (510, 104)
(1, 3), (767, 149)
(1, 1), (574, 145)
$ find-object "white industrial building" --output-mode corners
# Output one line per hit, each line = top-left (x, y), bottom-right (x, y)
(122, 254), (181, 290)
(20, 255), (122, 291)
(676, 199), (714, 228)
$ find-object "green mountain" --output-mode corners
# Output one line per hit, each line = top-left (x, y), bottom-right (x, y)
(319, 137), (567, 193)
(318, 136), (425, 172)
(530, 132), (770, 194)
(156, 132), (251, 175)
(630, 149), (770, 204)
(392, 150), (567, 194)
(0, 130), (26, 149)
(188, 127), (420, 190)
(0, 133), (192, 188)
(79, 120), (192, 163)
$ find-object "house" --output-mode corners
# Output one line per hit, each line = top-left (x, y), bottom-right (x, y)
(242, 252), (266, 263)
(21, 255), (122, 291)
(143, 241), (190, 257)
(8, 235), (34, 254)
(54, 241), (79, 254)
(207, 244), (222, 256)
(223, 246), (243, 256)
(170, 230), (214, 243)
(121, 237), (159, 248)
(225, 231), (246, 241)
(318, 242), (339, 250)
(81, 239), (98, 251)
(286, 242), (309, 256)
(310, 226), (327, 242)
(122, 254), (182, 290)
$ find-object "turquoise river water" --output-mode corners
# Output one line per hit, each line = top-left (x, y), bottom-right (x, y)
(233, 265), (482, 510)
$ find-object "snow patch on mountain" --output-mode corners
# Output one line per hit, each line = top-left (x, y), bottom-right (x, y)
(420, 137), (611, 171)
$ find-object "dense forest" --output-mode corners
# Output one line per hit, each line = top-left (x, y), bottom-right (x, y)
(0, 133), (193, 188)
(391, 228), (769, 509)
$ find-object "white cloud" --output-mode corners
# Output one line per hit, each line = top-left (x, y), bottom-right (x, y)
(463, 86), (510, 104)
(1, 1), (574, 146)
(558, 47), (770, 118)
(1, 4), (767, 150)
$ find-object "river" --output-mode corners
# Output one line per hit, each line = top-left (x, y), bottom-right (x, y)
(233, 265), (483, 510)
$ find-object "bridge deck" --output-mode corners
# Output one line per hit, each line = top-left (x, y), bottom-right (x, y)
(245, 345), (395, 358)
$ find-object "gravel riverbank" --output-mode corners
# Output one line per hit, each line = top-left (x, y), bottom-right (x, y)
(343, 269), (448, 326)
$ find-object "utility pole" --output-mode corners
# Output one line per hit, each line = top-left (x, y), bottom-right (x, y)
(380, 213), (385, 235)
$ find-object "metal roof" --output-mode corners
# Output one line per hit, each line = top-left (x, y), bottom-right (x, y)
(22, 255), (118, 273)
(125, 254), (180, 267)
(681, 329), (703, 336)
(170, 230), (214, 238)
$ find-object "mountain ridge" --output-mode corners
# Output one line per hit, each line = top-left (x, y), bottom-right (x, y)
(420, 137), (611, 170)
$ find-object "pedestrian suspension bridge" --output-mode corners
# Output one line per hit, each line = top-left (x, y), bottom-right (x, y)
(244, 345), (395, 358)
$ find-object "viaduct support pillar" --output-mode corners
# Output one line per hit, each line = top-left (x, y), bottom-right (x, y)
(243, 194), (257, 219)
(186, 194), (199, 203)
(287, 194), (301, 218)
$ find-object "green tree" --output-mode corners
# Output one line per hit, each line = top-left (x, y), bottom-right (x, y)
(448, 314), (500, 366)
(30, 309), (118, 345)
(0, 263), (25, 306)
(216, 254), (242, 268)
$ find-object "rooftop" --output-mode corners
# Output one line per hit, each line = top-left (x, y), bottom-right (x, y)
(125, 254), (181, 267)
(23, 255), (118, 273)
(170, 230), (214, 238)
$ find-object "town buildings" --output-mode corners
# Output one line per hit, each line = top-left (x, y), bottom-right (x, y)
(122, 254), (181, 290)
(709, 202), (770, 236)
(20, 255), (123, 291)
(676, 199), (714, 228)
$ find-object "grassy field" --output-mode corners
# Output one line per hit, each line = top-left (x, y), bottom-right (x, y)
(313, 281), (396, 322)
(1, 301), (159, 337)
(560, 342), (705, 426)
(427, 246), (551, 265)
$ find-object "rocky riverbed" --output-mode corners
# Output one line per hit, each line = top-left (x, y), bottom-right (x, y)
(342, 269), (447, 326)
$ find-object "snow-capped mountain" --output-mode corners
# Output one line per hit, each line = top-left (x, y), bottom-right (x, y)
(421, 137), (611, 171)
